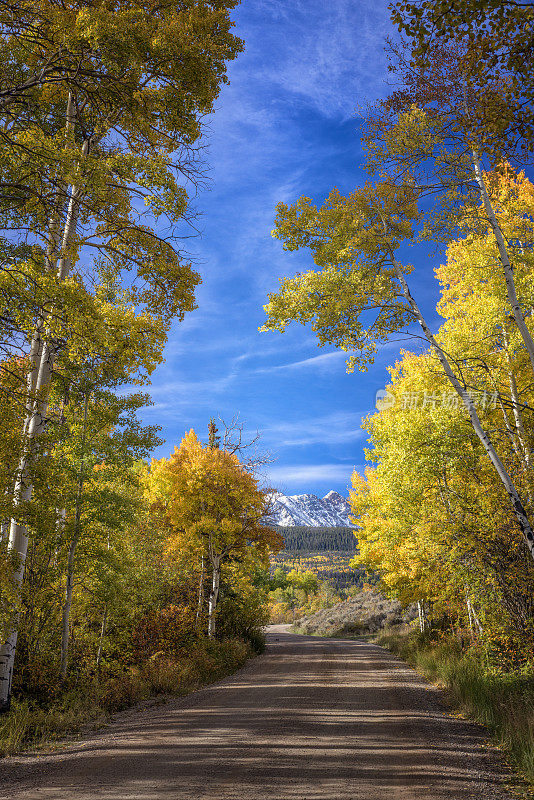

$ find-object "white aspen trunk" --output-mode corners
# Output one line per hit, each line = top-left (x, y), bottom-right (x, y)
(96, 610), (107, 670)
(508, 369), (530, 468)
(60, 536), (77, 678)
(196, 555), (205, 624)
(467, 598), (483, 637)
(0, 351), (55, 709)
(471, 151), (534, 377)
(466, 591), (474, 633)
(54, 398), (67, 564)
(23, 154), (66, 408)
(390, 255), (534, 562)
(483, 334), (532, 502)
(207, 556), (221, 638)
(24, 98), (71, 408)
(0, 131), (89, 710)
(502, 328), (531, 470)
(417, 600), (427, 633)
(492, 382), (526, 466)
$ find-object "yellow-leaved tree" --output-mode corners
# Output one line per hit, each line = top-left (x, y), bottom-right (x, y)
(149, 431), (282, 637)
(263, 164), (534, 564)
(351, 189), (534, 647)
(0, 0), (244, 711)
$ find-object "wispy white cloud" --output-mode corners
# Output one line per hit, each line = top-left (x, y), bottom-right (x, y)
(246, 0), (392, 120)
(256, 350), (350, 374)
(145, 371), (237, 410)
(266, 463), (355, 486)
(263, 410), (365, 447)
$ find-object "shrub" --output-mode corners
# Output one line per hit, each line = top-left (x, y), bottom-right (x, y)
(0, 637), (253, 757)
(133, 603), (200, 661)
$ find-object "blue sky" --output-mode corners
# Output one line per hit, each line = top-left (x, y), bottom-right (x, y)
(143, 0), (443, 497)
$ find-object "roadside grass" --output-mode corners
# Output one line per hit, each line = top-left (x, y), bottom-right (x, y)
(0, 637), (253, 757)
(377, 630), (534, 786)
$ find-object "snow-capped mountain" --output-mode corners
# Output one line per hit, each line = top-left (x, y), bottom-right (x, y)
(268, 490), (352, 527)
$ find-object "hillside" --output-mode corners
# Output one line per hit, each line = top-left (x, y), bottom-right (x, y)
(293, 589), (417, 637)
(270, 525), (363, 592)
(276, 525), (357, 552)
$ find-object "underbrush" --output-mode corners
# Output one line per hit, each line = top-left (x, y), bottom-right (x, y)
(0, 637), (251, 757)
(377, 629), (534, 785)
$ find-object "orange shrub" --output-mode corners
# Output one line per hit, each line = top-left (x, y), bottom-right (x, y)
(133, 603), (199, 661)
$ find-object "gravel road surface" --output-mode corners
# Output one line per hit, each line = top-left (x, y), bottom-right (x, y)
(0, 627), (514, 799)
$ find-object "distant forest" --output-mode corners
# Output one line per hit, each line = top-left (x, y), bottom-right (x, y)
(276, 526), (358, 553)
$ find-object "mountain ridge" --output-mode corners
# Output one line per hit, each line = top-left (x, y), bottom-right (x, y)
(269, 490), (352, 527)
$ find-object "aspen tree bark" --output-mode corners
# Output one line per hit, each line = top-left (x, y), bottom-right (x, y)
(495, 390), (526, 467)
(466, 589), (474, 633)
(0, 349), (56, 709)
(502, 328), (532, 470)
(96, 610), (107, 670)
(196, 555), (205, 624)
(417, 600), (427, 633)
(508, 369), (530, 468)
(0, 119), (89, 711)
(60, 533), (78, 678)
(22, 113), (69, 408)
(471, 150), (534, 376)
(390, 252), (534, 562)
(467, 597), (483, 637)
(485, 362), (532, 476)
(208, 555), (221, 638)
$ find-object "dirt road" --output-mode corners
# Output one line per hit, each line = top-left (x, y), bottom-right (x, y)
(0, 628), (514, 799)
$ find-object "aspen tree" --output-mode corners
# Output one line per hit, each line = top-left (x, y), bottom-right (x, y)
(150, 431), (281, 638)
(391, 0), (534, 142)
(263, 178), (534, 561)
(0, 0), (243, 710)
(365, 45), (534, 373)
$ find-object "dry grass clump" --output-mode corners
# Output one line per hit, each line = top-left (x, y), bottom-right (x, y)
(377, 630), (534, 786)
(293, 588), (416, 637)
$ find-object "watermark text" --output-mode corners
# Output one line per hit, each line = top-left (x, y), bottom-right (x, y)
(375, 389), (498, 411)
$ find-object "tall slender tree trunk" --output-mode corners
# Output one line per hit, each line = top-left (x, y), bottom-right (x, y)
(502, 328), (532, 471)
(207, 555), (221, 638)
(0, 358), (54, 709)
(60, 535), (78, 678)
(96, 610), (107, 671)
(417, 600), (427, 633)
(466, 597), (483, 637)
(471, 151), (534, 377)
(60, 391), (89, 677)
(196, 555), (205, 624)
(389, 251), (534, 561)
(0, 129), (89, 709)
(466, 588), (474, 633)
